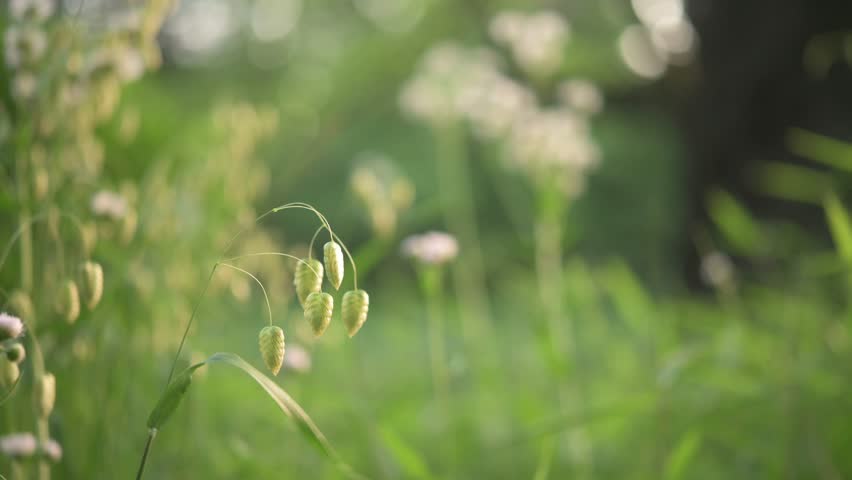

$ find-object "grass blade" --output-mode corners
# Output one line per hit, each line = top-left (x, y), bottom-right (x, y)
(823, 191), (852, 262)
(205, 352), (368, 479)
(706, 188), (764, 256)
(378, 425), (432, 479)
(664, 430), (702, 480)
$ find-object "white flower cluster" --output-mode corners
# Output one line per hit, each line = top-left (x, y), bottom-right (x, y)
(504, 106), (601, 196)
(9, 0), (54, 21)
(399, 43), (504, 126)
(91, 190), (129, 219)
(401, 231), (459, 265)
(489, 10), (570, 78)
(619, 0), (697, 79)
(4, 0), (54, 101)
(399, 9), (604, 198)
(350, 152), (415, 238)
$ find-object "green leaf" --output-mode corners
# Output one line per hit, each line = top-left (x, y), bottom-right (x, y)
(823, 192), (852, 262)
(753, 161), (833, 204)
(664, 430), (702, 480)
(204, 352), (367, 480)
(788, 128), (852, 173)
(378, 425), (432, 479)
(706, 189), (764, 256)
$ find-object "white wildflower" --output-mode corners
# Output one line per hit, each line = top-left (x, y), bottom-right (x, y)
(114, 46), (146, 82)
(559, 79), (604, 115)
(401, 231), (459, 265)
(11, 71), (38, 101)
(9, 0), (55, 22)
(489, 10), (569, 78)
(0, 312), (24, 340)
(700, 251), (734, 289)
(90, 190), (128, 219)
(4, 27), (48, 68)
(41, 438), (62, 462)
(507, 107), (599, 171)
(399, 42), (501, 125)
(458, 68), (536, 139)
(0, 433), (36, 457)
(283, 343), (312, 373)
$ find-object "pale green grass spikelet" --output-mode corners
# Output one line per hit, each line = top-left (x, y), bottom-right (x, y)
(341, 290), (369, 337)
(323, 241), (344, 290)
(80, 261), (104, 310)
(305, 291), (333, 337)
(35, 373), (56, 419)
(8, 290), (33, 323)
(258, 325), (286, 375)
(6, 343), (25, 363)
(0, 359), (19, 388)
(294, 258), (323, 307)
(56, 280), (80, 323)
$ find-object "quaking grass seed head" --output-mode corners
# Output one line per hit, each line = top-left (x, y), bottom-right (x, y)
(6, 343), (25, 363)
(0, 359), (19, 388)
(341, 290), (369, 338)
(258, 326), (285, 376)
(294, 259), (323, 308)
(305, 291), (333, 337)
(8, 290), (33, 323)
(323, 241), (344, 290)
(35, 373), (56, 419)
(79, 261), (104, 310)
(56, 280), (80, 324)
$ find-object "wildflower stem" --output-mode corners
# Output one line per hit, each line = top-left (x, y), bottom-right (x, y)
(418, 266), (449, 400)
(434, 124), (493, 346)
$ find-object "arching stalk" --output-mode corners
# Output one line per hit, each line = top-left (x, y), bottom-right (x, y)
(218, 263), (273, 326)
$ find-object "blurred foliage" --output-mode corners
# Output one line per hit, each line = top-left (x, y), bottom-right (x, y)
(3, 0), (852, 479)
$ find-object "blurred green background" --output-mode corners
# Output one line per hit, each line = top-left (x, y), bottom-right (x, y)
(3, 0), (852, 478)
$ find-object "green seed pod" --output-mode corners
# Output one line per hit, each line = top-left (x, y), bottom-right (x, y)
(35, 373), (55, 419)
(121, 209), (138, 244)
(294, 259), (323, 308)
(341, 290), (370, 338)
(8, 290), (34, 323)
(323, 241), (344, 290)
(79, 261), (104, 310)
(81, 222), (97, 256)
(0, 359), (19, 388)
(146, 364), (203, 430)
(304, 292), (333, 337)
(258, 326), (286, 376)
(6, 343), (25, 364)
(32, 166), (48, 201)
(56, 280), (80, 324)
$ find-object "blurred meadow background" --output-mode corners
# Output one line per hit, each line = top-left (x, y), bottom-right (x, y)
(3, 0), (852, 478)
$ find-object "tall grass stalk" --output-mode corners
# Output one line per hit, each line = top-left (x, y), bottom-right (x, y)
(533, 181), (597, 477)
(434, 124), (494, 349)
